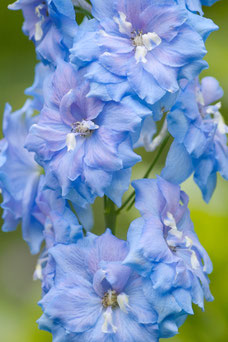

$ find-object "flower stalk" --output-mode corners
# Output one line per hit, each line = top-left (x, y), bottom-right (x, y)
(104, 196), (117, 234)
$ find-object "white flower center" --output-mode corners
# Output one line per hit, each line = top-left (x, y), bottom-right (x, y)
(164, 212), (200, 270)
(206, 102), (227, 135)
(35, 4), (46, 41)
(72, 120), (99, 135)
(164, 212), (183, 239)
(113, 11), (162, 64)
(33, 262), (43, 281)
(114, 11), (132, 36)
(33, 254), (49, 281)
(133, 31), (162, 64)
(66, 120), (99, 152)
(101, 290), (129, 334)
(117, 293), (129, 313)
(102, 290), (118, 309)
(196, 88), (227, 135)
(66, 132), (77, 152)
(102, 307), (118, 334)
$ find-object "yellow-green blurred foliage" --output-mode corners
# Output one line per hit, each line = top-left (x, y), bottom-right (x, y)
(0, 1), (228, 341)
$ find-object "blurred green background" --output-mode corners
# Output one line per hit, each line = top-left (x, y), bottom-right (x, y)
(0, 1), (228, 341)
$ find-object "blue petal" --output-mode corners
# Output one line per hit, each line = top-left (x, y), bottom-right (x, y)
(114, 308), (159, 342)
(99, 101), (142, 134)
(167, 109), (189, 143)
(159, 313), (187, 338)
(25, 63), (52, 111)
(70, 19), (101, 63)
(94, 229), (129, 263)
(184, 124), (209, 158)
(83, 164), (112, 197)
(84, 131), (123, 171)
(143, 278), (182, 323)
(132, 179), (165, 218)
(49, 239), (94, 284)
(91, 0), (115, 20)
(187, 11), (218, 41)
(105, 168), (132, 207)
(124, 218), (153, 275)
(162, 142), (194, 184)
(40, 283), (101, 333)
(180, 59), (208, 81)
(128, 64), (166, 104)
(100, 52), (132, 77)
(193, 157), (217, 202)
(85, 61), (123, 84)
(215, 139), (228, 180)
(118, 138), (141, 168)
(144, 54), (179, 93)
(150, 263), (175, 294)
(73, 203), (94, 232)
(22, 172), (44, 254)
(124, 276), (157, 324)
(173, 288), (194, 314)
(201, 76), (224, 106)
(51, 0), (75, 20)
(99, 260), (132, 293)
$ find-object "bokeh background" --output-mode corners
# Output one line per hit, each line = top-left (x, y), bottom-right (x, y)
(0, 1), (228, 341)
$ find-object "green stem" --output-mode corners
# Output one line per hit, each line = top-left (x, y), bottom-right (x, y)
(116, 136), (170, 214)
(115, 190), (135, 215)
(104, 196), (117, 235)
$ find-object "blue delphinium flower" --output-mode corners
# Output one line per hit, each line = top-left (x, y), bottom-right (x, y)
(9, 0), (77, 64)
(39, 229), (159, 342)
(33, 180), (83, 294)
(124, 176), (213, 338)
(0, 100), (44, 254)
(70, 0), (209, 105)
(25, 60), (151, 207)
(162, 77), (228, 202)
(26, 62), (95, 229)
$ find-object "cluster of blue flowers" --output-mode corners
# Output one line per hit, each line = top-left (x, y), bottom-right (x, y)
(1, 0), (227, 341)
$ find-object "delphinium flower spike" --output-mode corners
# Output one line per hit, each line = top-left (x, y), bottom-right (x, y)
(1, 0), (225, 341)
